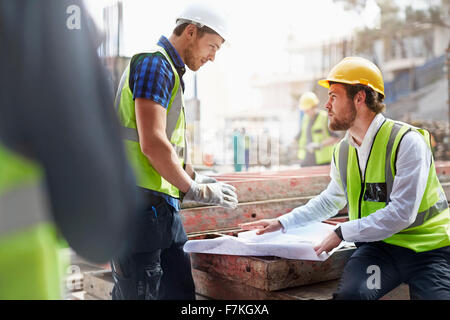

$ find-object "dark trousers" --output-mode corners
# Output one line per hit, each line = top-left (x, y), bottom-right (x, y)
(333, 241), (450, 300)
(111, 192), (195, 300)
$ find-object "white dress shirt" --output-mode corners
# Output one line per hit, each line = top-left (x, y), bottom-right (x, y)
(278, 113), (432, 243)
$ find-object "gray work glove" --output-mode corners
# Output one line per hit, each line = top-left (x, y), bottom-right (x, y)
(193, 171), (218, 184)
(184, 181), (238, 209)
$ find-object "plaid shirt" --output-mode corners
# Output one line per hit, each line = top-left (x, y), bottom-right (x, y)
(130, 36), (186, 210)
(130, 36), (186, 106)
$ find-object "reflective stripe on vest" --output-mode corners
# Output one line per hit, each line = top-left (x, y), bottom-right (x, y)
(115, 46), (187, 198)
(0, 182), (51, 236)
(335, 119), (450, 252)
(0, 144), (62, 299)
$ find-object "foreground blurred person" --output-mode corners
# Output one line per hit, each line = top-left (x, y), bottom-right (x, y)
(0, 0), (139, 299)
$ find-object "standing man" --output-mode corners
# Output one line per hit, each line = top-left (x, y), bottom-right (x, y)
(240, 57), (450, 300)
(113, 3), (238, 300)
(297, 91), (339, 167)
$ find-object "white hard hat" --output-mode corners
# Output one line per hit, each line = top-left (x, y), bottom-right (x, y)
(176, 3), (229, 42)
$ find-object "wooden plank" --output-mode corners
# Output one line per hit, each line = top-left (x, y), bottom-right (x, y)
(229, 174), (331, 203)
(83, 270), (114, 300)
(78, 268), (409, 300)
(182, 161), (450, 208)
(380, 284), (410, 300)
(192, 268), (336, 300)
(182, 196), (312, 234)
(190, 247), (355, 291)
(83, 293), (102, 300)
(66, 291), (86, 300)
(192, 269), (410, 300)
(181, 173), (331, 209)
(182, 162), (449, 231)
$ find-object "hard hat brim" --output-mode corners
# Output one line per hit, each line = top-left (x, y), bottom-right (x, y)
(318, 78), (385, 97)
(318, 79), (330, 89)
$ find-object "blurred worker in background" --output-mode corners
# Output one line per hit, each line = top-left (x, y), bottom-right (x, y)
(241, 57), (450, 300)
(0, 0), (138, 299)
(297, 92), (340, 167)
(112, 3), (238, 300)
(244, 129), (251, 172)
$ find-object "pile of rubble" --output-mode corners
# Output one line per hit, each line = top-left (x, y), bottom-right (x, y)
(409, 120), (450, 161)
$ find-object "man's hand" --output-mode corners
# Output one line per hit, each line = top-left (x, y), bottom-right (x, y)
(306, 142), (321, 153)
(313, 230), (342, 256)
(239, 219), (282, 235)
(194, 171), (218, 184)
(184, 181), (238, 209)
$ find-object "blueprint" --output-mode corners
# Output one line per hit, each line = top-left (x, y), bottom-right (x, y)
(183, 222), (351, 261)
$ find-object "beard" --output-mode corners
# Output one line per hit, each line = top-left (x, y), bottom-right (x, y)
(329, 100), (357, 131)
(184, 43), (201, 71)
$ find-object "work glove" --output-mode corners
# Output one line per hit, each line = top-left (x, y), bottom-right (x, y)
(306, 142), (321, 153)
(193, 171), (218, 184)
(184, 181), (238, 209)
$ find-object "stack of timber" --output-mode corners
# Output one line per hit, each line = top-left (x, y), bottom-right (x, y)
(409, 120), (450, 161)
(80, 162), (450, 300)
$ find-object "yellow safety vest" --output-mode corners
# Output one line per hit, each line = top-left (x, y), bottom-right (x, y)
(334, 120), (450, 252)
(115, 45), (187, 198)
(0, 144), (63, 299)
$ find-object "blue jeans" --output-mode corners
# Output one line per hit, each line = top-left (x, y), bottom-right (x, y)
(111, 192), (195, 300)
(333, 241), (450, 300)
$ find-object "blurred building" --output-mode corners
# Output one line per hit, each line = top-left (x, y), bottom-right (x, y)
(247, 2), (450, 163)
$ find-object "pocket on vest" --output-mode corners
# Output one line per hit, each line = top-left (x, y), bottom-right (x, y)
(364, 183), (387, 202)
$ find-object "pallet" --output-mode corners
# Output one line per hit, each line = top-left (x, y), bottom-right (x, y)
(81, 269), (409, 300)
(182, 166), (332, 209)
(190, 247), (356, 291)
(181, 162), (450, 234)
(83, 270), (114, 300)
(79, 163), (448, 300)
(182, 196), (313, 234)
(192, 269), (410, 300)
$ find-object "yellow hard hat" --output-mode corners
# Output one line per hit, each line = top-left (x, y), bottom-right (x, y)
(299, 92), (319, 110)
(318, 57), (384, 97)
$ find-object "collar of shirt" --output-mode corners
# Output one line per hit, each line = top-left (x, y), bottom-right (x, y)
(344, 113), (386, 177)
(157, 36), (186, 78)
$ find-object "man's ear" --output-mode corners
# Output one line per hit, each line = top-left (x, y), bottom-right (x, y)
(184, 24), (197, 41)
(355, 90), (366, 106)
